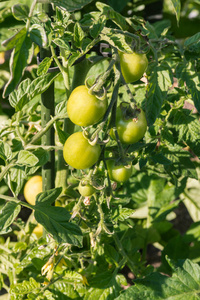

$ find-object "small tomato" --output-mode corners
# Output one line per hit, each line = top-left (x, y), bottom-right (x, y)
(78, 181), (95, 197)
(119, 51), (148, 83)
(111, 106), (147, 145)
(24, 175), (42, 205)
(67, 85), (108, 126)
(63, 132), (101, 169)
(106, 160), (132, 183)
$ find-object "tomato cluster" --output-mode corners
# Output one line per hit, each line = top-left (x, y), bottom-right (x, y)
(62, 51), (148, 188)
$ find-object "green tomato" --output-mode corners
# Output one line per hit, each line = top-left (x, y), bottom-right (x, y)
(78, 181), (95, 197)
(67, 85), (108, 126)
(119, 51), (148, 83)
(111, 107), (147, 145)
(107, 160), (132, 183)
(63, 132), (101, 169)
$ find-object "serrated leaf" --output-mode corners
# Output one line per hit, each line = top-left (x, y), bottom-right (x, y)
(10, 277), (40, 295)
(2, 27), (27, 50)
(0, 201), (21, 233)
(17, 150), (39, 166)
(51, 0), (93, 12)
(0, 141), (12, 161)
(116, 258), (200, 299)
(12, 4), (29, 21)
(184, 32), (200, 48)
(34, 188), (83, 246)
(146, 62), (173, 125)
(74, 22), (85, 48)
(29, 24), (47, 47)
(170, 0), (181, 24)
(101, 27), (132, 53)
(3, 32), (33, 98)
(8, 72), (59, 111)
(96, 2), (128, 30)
(34, 206), (83, 246)
(53, 38), (71, 50)
(37, 57), (53, 76)
(90, 16), (106, 39)
(150, 153), (172, 165)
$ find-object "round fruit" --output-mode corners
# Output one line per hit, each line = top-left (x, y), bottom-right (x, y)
(32, 223), (43, 238)
(106, 160), (132, 183)
(111, 107), (147, 145)
(119, 51), (148, 83)
(78, 181), (95, 197)
(63, 132), (101, 169)
(67, 85), (108, 126)
(24, 175), (42, 205)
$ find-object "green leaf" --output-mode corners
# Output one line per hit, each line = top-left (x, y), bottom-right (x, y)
(29, 24), (47, 47)
(34, 188), (83, 246)
(184, 32), (200, 48)
(0, 141), (12, 161)
(17, 150), (39, 167)
(34, 206), (83, 246)
(96, 2), (128, 30)
(90, 16), (106, 39)
(100, 27), (132, 53)
(2, 27), (27, 51)
(37, 57), (53, 76)
(51, 0), (93, 12)
(146, 62), (173, 125)
(55, 122), (69, 145)
(150, 153), (172, 165)
(116, 258), (200, 299)
(9, 72), (59, 111)
(3, 32), (33, 98)
(170, 0), (181, 24)
(10, 277), (40, 295)
(74, 22), (85, 48)
(53, 38), (71, 51)
(12, 4), (29, 21)
(0, 201), (21, 233)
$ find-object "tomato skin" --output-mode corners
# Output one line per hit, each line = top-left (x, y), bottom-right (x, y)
(78, 182), (95, 197)
(67, 85), (108, 126)
(63, 132), (101, 169)
(106, 160), (132, 183)
(119, 52), (148, 83)
(24, 175), (42, 205)
(111, 108), (147, 145)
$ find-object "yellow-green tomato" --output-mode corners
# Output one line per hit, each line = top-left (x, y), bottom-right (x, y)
(78, 182), (95, 197)
(24, 175), (42, 205)
(119, 51), (148, 83)
(111, 108), (147, 145)
(107, 160), (132, 183)
(67, 85), (108, 126)
(63, 132), (101, 169)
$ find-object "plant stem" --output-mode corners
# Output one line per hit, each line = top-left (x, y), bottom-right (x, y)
(0, 194), (34, 210)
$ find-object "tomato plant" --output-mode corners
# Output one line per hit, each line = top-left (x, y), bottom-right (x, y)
(106, 159), (132, 182)
(67, 85), (108, 126)
(110, 104), (147, 144)
(63, 131), (101, 169)
(119, 51), (148, 83)
(24, 175), (43, 205)
(0, 0), (200, 299)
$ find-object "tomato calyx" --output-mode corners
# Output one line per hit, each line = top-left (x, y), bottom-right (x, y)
(85, 76), (107, 101)
(119, 102), (141, 121)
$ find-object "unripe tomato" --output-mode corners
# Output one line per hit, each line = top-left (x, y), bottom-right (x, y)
(78, 181), (95, 197)
(63, 132), (101, 169)
(67, 85), (108, 126)
(119, 51), (148, 83)
(106, 160), (132, 183)
(32, 223), (43, 238)
(111, 107), (147, 145)
(24, 175), (42, 205)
